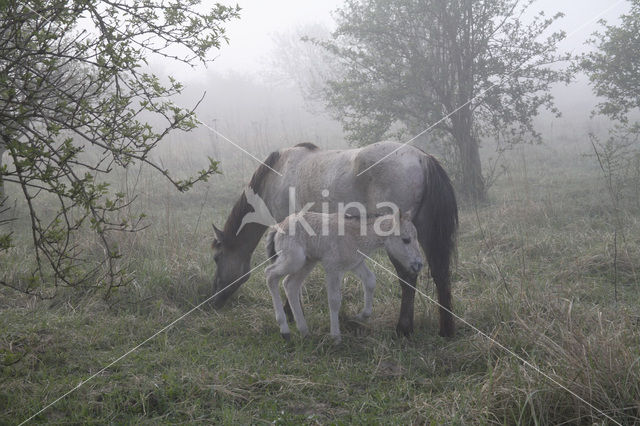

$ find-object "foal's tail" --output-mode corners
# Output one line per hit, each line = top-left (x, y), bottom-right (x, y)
(415, 154), (458, 336)
(265, 228), (278, 262)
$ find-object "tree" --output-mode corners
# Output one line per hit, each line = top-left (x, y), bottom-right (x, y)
(582, 0), (640, 130)
(0, 0), (239, 296)
(312, 0), (571, 201)
(270, 24), (342, 108)
(582, 0), (640, 203)
(0, 144), (8, 249)
(581, 1), (640, 297)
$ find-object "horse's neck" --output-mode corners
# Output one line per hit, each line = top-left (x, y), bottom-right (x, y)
(233, 223), (267, 257)
(223, 194), (267, 258)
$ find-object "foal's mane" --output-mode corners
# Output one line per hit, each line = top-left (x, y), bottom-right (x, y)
(222, 150), (281, 244)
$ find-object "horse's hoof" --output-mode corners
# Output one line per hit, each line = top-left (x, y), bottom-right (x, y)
(438, 326), (455, 338)
(354, 314), (369, 323)
(396, 322), (414, 337)
(281, 332), (291, 341)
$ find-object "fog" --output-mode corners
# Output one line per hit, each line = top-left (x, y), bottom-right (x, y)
(175, 0), (627, 76)
(4, 3), (640, 421)
(145, 0), (630, 180)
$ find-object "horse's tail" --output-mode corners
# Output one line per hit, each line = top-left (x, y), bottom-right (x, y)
(415, 154), (458, 337)
(265, 227), (278, 262)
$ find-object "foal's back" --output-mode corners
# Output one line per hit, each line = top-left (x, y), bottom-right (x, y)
(277, 212), (381, 269)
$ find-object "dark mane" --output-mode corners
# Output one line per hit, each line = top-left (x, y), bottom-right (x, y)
(294, 142), (319, 150)
(222, 150), (281, 243)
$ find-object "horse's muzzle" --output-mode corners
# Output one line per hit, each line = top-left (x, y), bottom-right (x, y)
(211, 278), (230, 308)
(410, 261), (423, 274)
(211, 274), (250, 308)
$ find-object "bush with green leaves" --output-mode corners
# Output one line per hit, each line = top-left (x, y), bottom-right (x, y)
(0, 0), (239, 296)
(582, 0), (640, 192)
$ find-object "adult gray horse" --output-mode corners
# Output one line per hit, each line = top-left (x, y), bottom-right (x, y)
(211, 141), (458, 337)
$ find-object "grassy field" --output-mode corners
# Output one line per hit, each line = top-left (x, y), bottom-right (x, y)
(1, 140), (640, 424)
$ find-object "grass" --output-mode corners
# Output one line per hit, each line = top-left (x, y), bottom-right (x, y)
(1, 141), (640, 424)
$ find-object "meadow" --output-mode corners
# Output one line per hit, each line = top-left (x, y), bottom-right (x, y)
(1, 133), (640, 424)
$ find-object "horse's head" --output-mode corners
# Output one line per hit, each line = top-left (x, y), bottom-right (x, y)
(211, 224), (251, 307)
(383, 210), (423, 275)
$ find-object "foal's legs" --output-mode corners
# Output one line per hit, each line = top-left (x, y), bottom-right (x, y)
(352, 262), (376, 321)
(325, 270), (345, 342)
(283, 298), (295, 323)
(265, 265), (290, 339)
(265, 249), (306, 340)
(283, 260), (316, 337)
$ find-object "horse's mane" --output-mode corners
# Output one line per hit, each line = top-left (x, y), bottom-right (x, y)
(294, 142), (319, 150)
(223, 150), (281, 243)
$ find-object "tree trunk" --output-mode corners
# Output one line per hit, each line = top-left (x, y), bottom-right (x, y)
(444, 0), (485, 203)
(451, 109), (486, 202)
(0, 145), (5, 200)
(457, 134), (485, 202)
(0, 142), (8, 223)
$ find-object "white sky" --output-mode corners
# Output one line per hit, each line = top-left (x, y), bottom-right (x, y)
(210, 0), (344, 74)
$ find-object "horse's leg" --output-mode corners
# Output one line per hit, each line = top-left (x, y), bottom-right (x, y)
(265, 263), (291, 340)
(417, 230), (455, 337)
(352, 262), (376, 321)
(430, 260), (454, 337)
(283, 260), (316, 337)
(389, 255), (417, 336)
(325, 270), (344, 343)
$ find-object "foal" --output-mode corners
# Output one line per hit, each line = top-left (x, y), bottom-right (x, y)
(264, 211), (423, 342)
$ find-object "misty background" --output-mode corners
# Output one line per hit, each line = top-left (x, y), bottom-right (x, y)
(3, 2), (640, 423)
(148, 0), (628, 184)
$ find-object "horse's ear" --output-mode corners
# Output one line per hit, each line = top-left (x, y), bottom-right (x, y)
(212, 223), (224, 244)
(403, 209), (413, 220)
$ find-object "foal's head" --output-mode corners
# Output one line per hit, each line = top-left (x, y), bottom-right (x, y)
(383, 211), (423, 275)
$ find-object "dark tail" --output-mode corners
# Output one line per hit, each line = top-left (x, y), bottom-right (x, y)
(265, 228), (278, 262)
(415, 155), (458, 337)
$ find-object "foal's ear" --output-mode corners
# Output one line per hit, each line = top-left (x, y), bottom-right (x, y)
(212, 223), (224, 246)
(403, 209), (414, 221)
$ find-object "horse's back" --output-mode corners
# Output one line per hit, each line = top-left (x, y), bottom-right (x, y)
(266, 141), (428, 219)
(352, 142), (426, 211)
